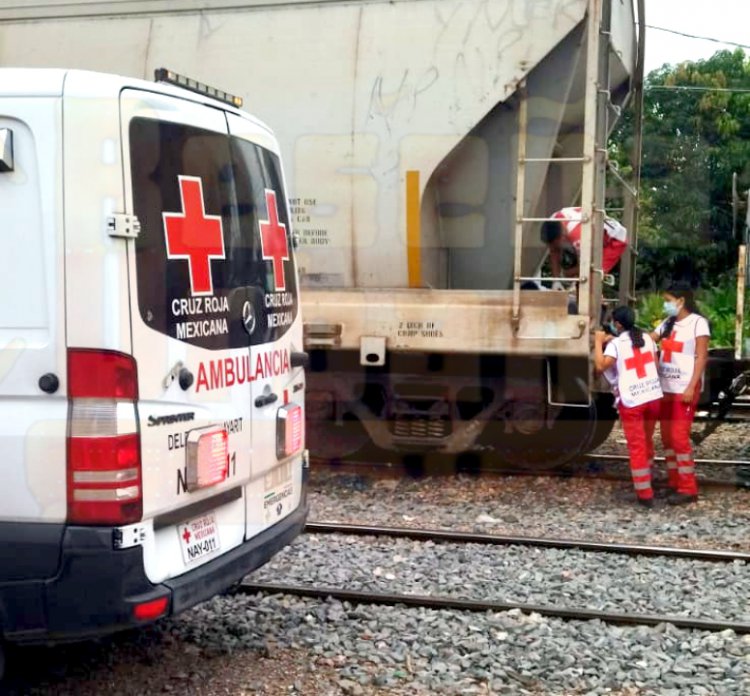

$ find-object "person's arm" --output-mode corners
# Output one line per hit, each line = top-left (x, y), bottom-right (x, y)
(650, 320), (666, 344)
(594, 331), (616, 374)
(682, 335), (709, 404)
(564, 264), (580, 278)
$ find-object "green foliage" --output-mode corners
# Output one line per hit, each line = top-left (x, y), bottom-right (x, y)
(636, 281), (748, 349)
(635, 293), (667, 330)
(611, 48), (750, 290)
(698, 284), (743, 348)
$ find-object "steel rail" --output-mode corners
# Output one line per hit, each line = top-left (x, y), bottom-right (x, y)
(468, 466), (742, 489)
(310, 457), (747, 490)
(238, 582), (750, 634)
(304, 522), (750, 563)
(312, 454), (750, 470)
(586, 453), (750, 467)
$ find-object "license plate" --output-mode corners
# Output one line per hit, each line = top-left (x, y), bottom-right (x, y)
(178, 512), (221, 565)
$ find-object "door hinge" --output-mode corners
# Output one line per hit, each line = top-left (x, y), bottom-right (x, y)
(106, 213), (141, 239)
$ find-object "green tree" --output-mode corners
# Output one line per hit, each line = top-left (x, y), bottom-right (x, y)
(611, 48), (750, 290)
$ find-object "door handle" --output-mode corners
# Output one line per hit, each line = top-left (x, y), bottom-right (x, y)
(254, 392), (278, 408)
(179, 368), (194, 391)
(291, 351), (309, 369)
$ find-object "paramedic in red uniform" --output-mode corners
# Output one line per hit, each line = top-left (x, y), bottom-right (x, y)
(594, 306), (663, 508)
(650, 283), (710, 505)
(541, 206), (628, 280)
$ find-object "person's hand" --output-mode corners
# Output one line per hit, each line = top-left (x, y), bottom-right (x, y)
(681, 386), (695, 404)
(594, 330), (608, 344)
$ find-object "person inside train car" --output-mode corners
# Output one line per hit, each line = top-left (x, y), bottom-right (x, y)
(649, 282), (710, 505)
(540, 206), (628, 280)
(594, 306), (663, 508)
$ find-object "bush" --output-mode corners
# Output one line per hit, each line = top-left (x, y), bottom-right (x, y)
(636, 281), (748, 349)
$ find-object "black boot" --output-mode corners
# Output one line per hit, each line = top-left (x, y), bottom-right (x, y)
(666, 492), (699, 506)
(637, 498), (655, 509)
(655, 487), (676, 500)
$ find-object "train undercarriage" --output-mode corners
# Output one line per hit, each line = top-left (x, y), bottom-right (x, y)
(306, 348), (750, 469)
(306, 350), (618, 468)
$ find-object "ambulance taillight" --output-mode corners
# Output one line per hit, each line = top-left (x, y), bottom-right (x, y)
(276, 404), (303, 459)
(66, 349), (142, 525)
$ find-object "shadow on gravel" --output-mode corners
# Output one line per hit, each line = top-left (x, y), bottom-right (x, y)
(1, 626), (172, 695)
(1, 620), (342, 696)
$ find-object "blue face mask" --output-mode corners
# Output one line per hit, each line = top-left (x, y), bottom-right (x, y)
(608, 322), (619, 336)
(663, 301), (679, 317)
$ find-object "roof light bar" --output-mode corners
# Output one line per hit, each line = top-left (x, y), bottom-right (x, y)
(154, 68), (244, 108)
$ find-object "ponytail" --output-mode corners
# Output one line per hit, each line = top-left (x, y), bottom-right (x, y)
(611, 306), (644, 348)
(629, 326), (645, 349)
(661, 315), (677, 340)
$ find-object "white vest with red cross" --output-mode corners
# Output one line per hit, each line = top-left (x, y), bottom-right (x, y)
(656, 314), (711, 394)
(604, 332), (663, 408)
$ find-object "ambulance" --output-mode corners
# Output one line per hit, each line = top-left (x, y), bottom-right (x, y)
(0, 68), (308, 673)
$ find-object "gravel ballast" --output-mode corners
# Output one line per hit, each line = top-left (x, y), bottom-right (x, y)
(250, 533), (750, 623)
(5, 424), (750, 694)
(309, 469), (750, 551)
(157, 592), (750, 695)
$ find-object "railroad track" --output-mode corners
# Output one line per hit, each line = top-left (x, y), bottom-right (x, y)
(312, 454), (750, 489)
(237, 522), (750, 635)
(237, 582), (750, 635)
(303, 521), (750, 563)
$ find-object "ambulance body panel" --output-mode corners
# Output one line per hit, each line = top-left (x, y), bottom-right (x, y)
(0, 68), (307, 649)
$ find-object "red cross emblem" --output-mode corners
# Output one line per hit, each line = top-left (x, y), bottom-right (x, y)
(625, 347), (655, 378)
(163, 176), (225, 296)
(661, 331), (684, 363)
(182, 527), (191, 544)
(259, 189), (289, 292)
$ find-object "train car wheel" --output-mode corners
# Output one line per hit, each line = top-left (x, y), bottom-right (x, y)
(479, 381), (599, 469)
(306, 413), (370, 460)
(584, 393), (618, 452)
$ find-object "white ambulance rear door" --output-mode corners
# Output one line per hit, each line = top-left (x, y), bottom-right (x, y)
(120, 89), (253, 583)
(225, 113), (306, 537)
(0, 73), (67, 523)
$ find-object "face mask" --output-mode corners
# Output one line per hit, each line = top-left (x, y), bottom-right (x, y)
(608, 322), (619, 336)
(663, 301), (679, 317)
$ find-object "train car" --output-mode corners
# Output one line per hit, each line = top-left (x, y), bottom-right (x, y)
(0, 0), (644, 467)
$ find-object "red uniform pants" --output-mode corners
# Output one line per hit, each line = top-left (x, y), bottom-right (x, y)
(618, 399), (661, 500)
(660, 391), (700, 496)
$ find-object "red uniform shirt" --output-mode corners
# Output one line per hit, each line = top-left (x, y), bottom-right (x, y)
(552, 207), (628, 273)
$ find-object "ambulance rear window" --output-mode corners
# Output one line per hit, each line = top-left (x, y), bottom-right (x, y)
(129, 118), (298, 350)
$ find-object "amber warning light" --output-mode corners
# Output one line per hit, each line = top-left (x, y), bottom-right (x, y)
(154, 68), (244, 108)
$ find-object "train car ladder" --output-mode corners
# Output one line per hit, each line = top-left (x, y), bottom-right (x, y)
(511, 0), (640, 331)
